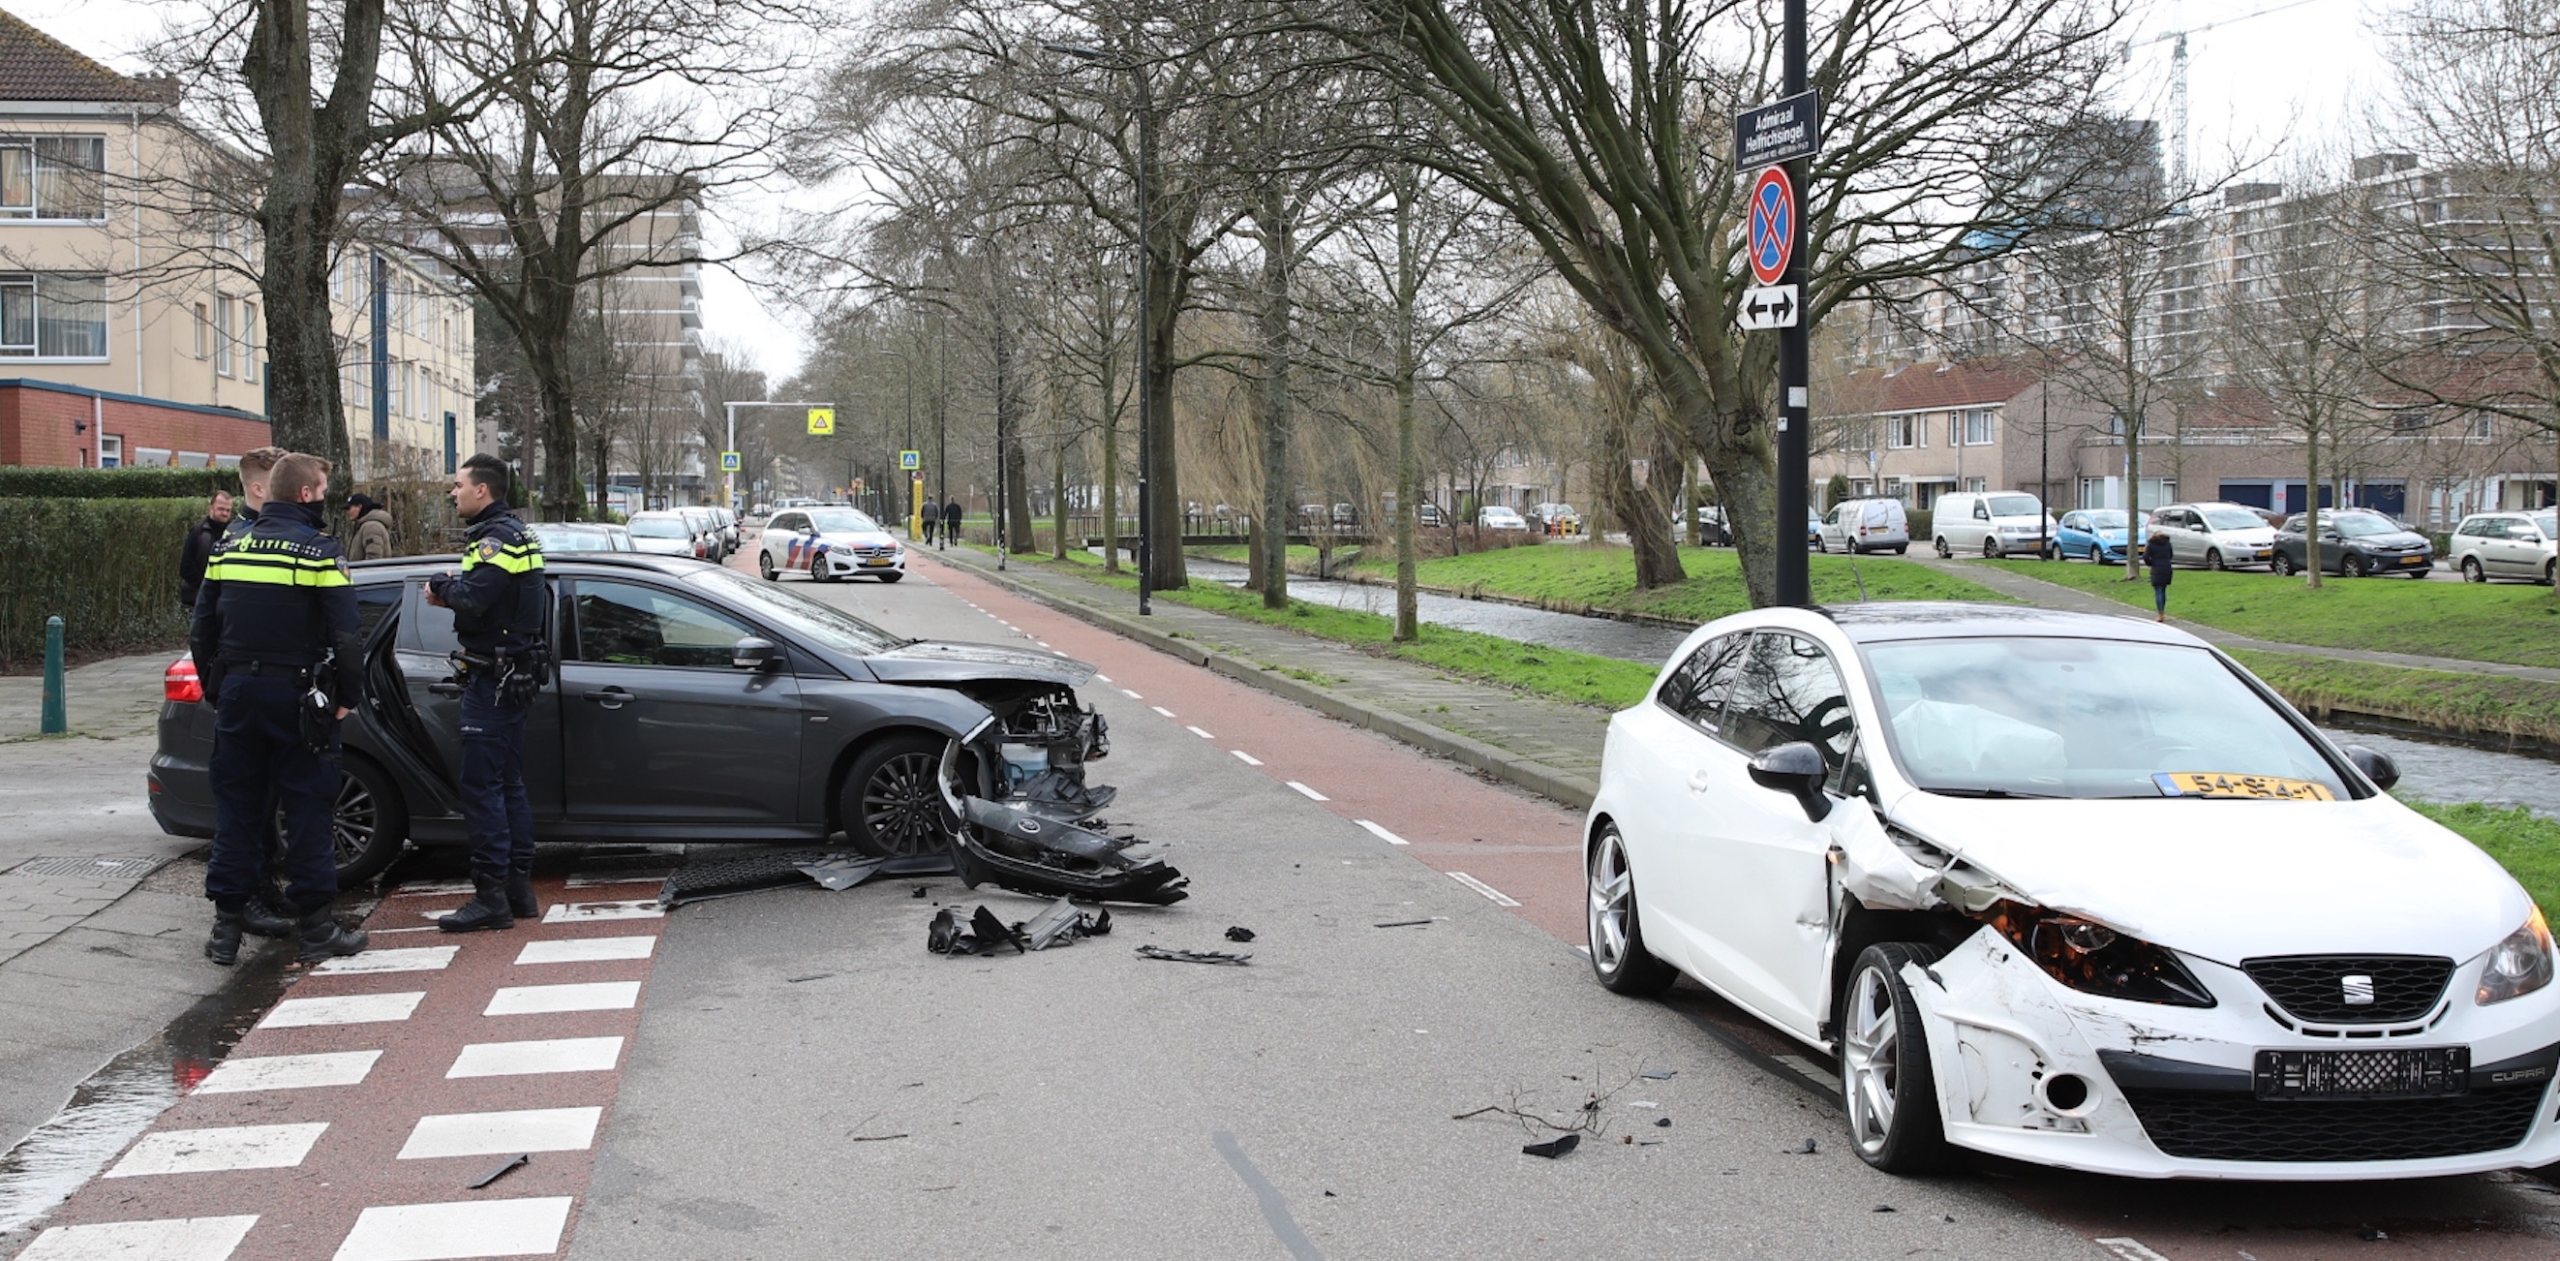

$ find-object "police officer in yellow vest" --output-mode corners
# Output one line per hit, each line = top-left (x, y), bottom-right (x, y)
(193, 452), (370, 965)
(427, 455), (550, 931)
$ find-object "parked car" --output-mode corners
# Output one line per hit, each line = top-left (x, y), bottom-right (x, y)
(2054, 509), (2149, 565)
(1817, 499), (1910, 555)
(712, 507), (741, 555)
(2152, 501), (2280, 570)
(2272, 509), (2435, 578)
(148, 553), (1175, 900)
(1584, 600), (2560, 1179)
(1530, 502), (1584, 536)
(527, 522), (635, 554)
(2450, 509), (2558, 585)
(1478, 505), (1530, 532)
(678, 507), (724, 559)
(1416, 502), (1446, 528)
(759, 506), (907, 583)
(1692, 506), (1733, 547)
(1931, 492), (2056, 559)
(623, 511), (702, 558)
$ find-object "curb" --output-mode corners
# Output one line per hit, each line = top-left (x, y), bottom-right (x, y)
(931, 555), (1602, 811)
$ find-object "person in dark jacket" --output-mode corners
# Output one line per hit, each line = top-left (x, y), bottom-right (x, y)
(426, 454), (549, 932)
(191, 452), (369, 965)
(345, 493), (396, 560)
(2143, 526), (2176, 622)
(940, 497), (962, 549)
(179, 491), (233, 608)
(920, 496), (939, 546)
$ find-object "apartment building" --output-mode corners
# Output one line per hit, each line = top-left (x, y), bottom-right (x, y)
(331, 248), (474, 478)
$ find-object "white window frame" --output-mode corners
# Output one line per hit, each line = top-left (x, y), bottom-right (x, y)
(0, 135), (108, 222)
(0, 272), (110, 360)
(1964, 408), (1995, 445)
(214, 296), (235, 377)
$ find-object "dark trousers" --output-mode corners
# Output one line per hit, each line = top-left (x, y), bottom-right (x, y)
(459, 671), (536, 878)
(922, 517), (937, 544)
(206, 675), (340, 913)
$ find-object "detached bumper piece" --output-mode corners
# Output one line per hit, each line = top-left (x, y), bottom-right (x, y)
(947, 796), (1189, 906)
(657, 848), (953, 908)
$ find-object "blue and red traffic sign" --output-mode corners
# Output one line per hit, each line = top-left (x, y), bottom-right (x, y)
(1748, 167), (1795, 287)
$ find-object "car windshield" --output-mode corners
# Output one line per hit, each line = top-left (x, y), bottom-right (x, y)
(2533, 510), (2557, 536)
(1987, 494), (2040, 517)
(1862, 637), (2348, 800)
(532, 527), (611, 552)
(683, 567), (906, 656)
(2202, 508), (2264, 530)
(2332, 514), (2397, 537)
(2085, 510), (2136, 530)
(808, 509), (881, 534)
(627, 517), (688, 539)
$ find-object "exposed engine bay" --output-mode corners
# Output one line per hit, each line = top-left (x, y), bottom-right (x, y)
(932, 682), (1188, 905)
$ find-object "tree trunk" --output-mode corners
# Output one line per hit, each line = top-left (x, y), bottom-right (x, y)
(1392, 177), (1420, 643)
(1253, 191), (1296, 610)
(2304, 419), (2323, 589)
(1141, 256), (1185, 593)
(1097, 271), (1121, 572)
(1630, 410), (1688, 589)
(1051, 441), (1068, 561)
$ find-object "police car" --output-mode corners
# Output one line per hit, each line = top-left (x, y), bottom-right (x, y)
(757, 506), (906, 583)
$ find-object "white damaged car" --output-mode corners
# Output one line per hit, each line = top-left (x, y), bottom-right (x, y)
(1585, 602), (2559, 1179)
(758, 506), (907, 583)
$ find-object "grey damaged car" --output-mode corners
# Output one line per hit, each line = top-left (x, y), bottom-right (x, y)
(149, 553), (1182, 902)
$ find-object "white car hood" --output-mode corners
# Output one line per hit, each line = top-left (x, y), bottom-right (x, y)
(815, 529), (897, 548)
(1879, 791), (2527, 964)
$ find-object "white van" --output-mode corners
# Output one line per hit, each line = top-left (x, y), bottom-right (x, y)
(1816, 498), (1910, 554)
(1931, 491), (2057, 559)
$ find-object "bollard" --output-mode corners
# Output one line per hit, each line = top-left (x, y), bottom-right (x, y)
(41, 615), (67, 734)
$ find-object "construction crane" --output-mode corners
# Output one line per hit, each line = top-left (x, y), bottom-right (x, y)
(2131, 0), (2333, 188)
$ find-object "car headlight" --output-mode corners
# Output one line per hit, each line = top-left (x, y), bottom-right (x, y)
(1988, 906), (2217, 1008)
(2477, 906), (2555, 1006)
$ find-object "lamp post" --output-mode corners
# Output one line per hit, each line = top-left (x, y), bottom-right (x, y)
(724, 400), (836, 514)
(1047, 40), (1155, 616)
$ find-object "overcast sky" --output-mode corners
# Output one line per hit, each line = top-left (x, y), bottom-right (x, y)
(17, 0), (2397, 385)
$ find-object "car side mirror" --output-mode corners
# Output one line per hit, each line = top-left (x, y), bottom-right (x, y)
(2343, 744), (2400, 792)
(1747, 741), (1833, 822)
(732, 637), (782, 671)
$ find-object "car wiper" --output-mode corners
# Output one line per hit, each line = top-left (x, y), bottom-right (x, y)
(1924, 786), (2068, 800)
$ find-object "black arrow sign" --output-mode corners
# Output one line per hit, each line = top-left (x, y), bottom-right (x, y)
(1745, 289), (1796, 325)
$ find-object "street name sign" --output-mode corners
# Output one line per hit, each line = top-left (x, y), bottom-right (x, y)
(1739, 284), (1800, 330)
(899, 449), (921, 470)
(806, 408), (835, 435)
(1747, 168), (1796, 286)
(720, 450), (741, 472)
(1734, 90), (1821, 170)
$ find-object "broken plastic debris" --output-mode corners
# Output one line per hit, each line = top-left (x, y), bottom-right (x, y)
(794, 854), (889, 892)
(1021, 897), (1112, 950)
(1224, 926), (1256, 943)
(786, 973), (832, 983)
(1627, 1100), (1659, 1109)
(1135, 945), (1251, 966)
(1872, 1205), (1896, 1213)
(1639, 1069), (1678, 1080)
(467, 1153), (528, 1189)
(1790, 1137), (1819, 1154)
(1654, 1117), (1672, 1128)
(1520, 1134), (1579, 1159)
(1373, 919), (1433, 929)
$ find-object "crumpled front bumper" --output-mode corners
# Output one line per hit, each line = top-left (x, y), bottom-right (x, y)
(1906, 927), (2560, 1179)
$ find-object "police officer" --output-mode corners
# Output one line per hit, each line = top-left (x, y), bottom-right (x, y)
(207, 446), (303, 944)
(428, 454), (548, 932)
(194, 452), (369, 965)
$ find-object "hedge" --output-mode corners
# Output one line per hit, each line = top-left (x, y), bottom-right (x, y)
(0, 498), (202, 670)
(0, 466), (239, 502)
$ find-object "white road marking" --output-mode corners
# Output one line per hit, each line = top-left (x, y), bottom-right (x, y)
(1151, 706), (1176, 718)
(1186, 725), (1215, 740)
(106, 1123), (329, 1177)
(1121, 689), (1142, 699)
(1036, 640), (1050, 647)
(2095, 1240), (2175, 1261)
(17, 1216), (259, 1261)
(1285, 781), (1329, 801)
(447, 1036), (625, 1079)
(330, 1197), (573, 1261)
(1355, 819), (1410, 846)
(194, 1050), (381, 1095)
(397, 1107), (602, 1160)
(258, 992), (424, 1029)
(1230, 750), (1264, 766)
(1095, 674), (1113, 683)
(515, 935), (656, 965)
(484, 981), (642, 1016)
(313, 945), (458, 975)
(541, 899), (664, 922)
(387, 881), (474, 898)
(367, 925), (439, 935)
(1448, 872), (1521, 907)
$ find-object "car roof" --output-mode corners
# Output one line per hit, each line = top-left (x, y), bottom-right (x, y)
(1816, 600), (2207, 648)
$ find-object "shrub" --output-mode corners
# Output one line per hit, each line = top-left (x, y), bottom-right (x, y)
(0, 466), (239, 501)
(346, 477), (465, 557)
(1907, 508), (1934, 542)
(0, 498), (202, 669)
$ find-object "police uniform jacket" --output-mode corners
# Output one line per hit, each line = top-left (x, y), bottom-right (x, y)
(189, 500), (363, 702)
(430, 502), (546, 655)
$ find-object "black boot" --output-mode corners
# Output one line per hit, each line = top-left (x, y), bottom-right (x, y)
(439, 876), (515, 933)
(241, 895), (295, 939)
(506, 869), (540, 920)
(205, 905), (245, 966)
(297, 908), (369, 961)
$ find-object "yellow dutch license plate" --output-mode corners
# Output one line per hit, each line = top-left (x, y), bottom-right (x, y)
(2154, 772), (2335, 801)
(862, 558), (891, 566)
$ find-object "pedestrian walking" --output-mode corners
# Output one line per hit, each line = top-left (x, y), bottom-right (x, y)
(426, 454), (550, 932)
(345, 493), (396, 560)
(179, 490), (233, 609)
(940, 497), (962, 550)
(921, 496), (940, 546)
(193, 452), (368, 966)
(2143, 526), (2176, 622)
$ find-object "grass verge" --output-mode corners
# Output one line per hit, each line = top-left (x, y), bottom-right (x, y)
(2230, 649), (2560, 750)
(1994, 558), (2560, 669)
(1344, 542), (2012, 624)
(2408, 803), (2560, 914)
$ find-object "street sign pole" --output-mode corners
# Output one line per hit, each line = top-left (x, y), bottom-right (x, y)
(1775, 0), (1812, 609)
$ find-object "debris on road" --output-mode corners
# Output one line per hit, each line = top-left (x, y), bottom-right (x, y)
(1135, 944), (1251, 966)
(1223, 926), (1256, 942)
(1790, 1137), (1819, 1155)
(1640, 1069), (1678, 1081)
(1022, 897), (1111, 950)
(1654, 1117), (1672, 1128)
(1520, 1134), (1579, 1159)
(794, 854), (888, 891)
(467, 1154), (528, 1189)
(657, 849), (950, 908)
(786, 973), (832, 983)
(1373, 919), (1434, 929)
(926, 899), (1111, 956)
(846, 1133), (910, 1143)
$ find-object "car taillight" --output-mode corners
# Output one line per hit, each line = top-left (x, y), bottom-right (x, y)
(165, 655), (203, 704)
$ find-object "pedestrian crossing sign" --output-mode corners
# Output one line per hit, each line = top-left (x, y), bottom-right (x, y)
(720, 451), (741, 472)
(899, 449), (921, 471)
(806, 408), (834, 435)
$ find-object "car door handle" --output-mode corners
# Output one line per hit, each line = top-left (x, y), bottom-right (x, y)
(427, 681), (462, 697)
(1687, 769), (1714, 793)
(584, 687), (633, 709)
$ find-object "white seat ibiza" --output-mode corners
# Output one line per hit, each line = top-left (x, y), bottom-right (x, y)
(1585, 602), (2559, 1179)
(757, 506), (906, 583)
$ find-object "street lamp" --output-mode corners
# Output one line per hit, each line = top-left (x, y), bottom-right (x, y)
(1047, 40), (1155, 616)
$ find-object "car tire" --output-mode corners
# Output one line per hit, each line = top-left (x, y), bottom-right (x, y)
(1892, 544), (1907, 555)
(2205, 548), (2227, 571)
(2344, 554), (2370, 578)
(841, 732), (951, 859)
(2462, 556), (2485, 583)
(1814, 536), (1827, 553)
(759, 551), (778, 581)
(2547, 559), (2556, 587)
(330, 755), (408, 887)
(878, 572), (905, 584)
(1933, 536), (1952, 559)
(1840, 942), (1954, 1175)
(2272, 552), (2297, 577)
(1982, 538), (2001, 559)
(1585, 822), (1677, 996)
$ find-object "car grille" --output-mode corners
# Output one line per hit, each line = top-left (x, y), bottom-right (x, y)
(2243, 955), (2453, 1024)
(2122, 1083), (2547, 1162)
(852, 545), (898, 559)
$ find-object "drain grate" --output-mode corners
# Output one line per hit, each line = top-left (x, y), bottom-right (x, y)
(10, 856), (165, 880)
(656, 849), (953, 908)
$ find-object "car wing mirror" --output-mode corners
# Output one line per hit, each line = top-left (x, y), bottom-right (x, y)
(2343, 744), (2400, 792)
(732, 636), (782, 671)
(1746, 741), (1833, 822)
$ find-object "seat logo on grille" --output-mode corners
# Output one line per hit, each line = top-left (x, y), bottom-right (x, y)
(2341, 974), (2376, 1006)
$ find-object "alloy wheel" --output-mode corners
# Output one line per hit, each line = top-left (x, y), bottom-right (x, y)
(2344, 554), (2369, 578)
(1842, 964), (1903, 1157)
(2206, 549), (2226, 571)
(861, 751), (947, 858)
(1587, 829), (1635, 975)
(332, 774), (377, 870)
(2462, 556), (2484, 582)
